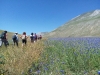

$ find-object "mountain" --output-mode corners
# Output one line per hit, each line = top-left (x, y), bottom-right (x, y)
(38, 32), (49, 36)
(45, 9), (100, 37)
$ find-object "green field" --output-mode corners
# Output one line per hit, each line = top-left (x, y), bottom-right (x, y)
(0, 38), (100, 75)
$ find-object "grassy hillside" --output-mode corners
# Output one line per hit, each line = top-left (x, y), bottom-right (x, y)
(45, 10), (100, 38)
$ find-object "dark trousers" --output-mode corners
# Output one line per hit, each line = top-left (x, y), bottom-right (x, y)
(22, 39), (27, 45)
(2, 39), (8, 47)
(13, 40), (18, 46)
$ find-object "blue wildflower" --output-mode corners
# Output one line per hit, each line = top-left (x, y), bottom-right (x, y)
(98, 71), (100, 75)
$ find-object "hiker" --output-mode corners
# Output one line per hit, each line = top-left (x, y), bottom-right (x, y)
(12, 32), (19, 47)
(34, 33), (37, 42)
(0, 31), (8, 47)
(30, 32), (35, 43)
(40, 35), (42, 40)
(38, 35), (42, 40)
(20, 32), (28, 47)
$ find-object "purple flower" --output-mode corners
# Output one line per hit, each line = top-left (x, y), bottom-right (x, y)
(36, 70), (41, 74)
(60, 70), (65, 74)
(98, 71), (100, 75)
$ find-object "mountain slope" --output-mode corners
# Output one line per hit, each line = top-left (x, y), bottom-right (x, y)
(45, 9), (100, 37)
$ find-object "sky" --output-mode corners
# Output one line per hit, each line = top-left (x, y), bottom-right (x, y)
(0, 0), (100, 35)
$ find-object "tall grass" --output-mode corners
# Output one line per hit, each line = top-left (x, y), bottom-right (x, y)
(29, 39), (100, 75)
(0, 38), (100, 75)
(0, 39), (45, 75)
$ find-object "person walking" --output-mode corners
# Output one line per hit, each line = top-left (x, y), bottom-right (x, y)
(38, 35), (42, 40)
(30, 32), (35, 43)
(0, 31), (8, 47)
(12, 32), (19, 47)
(20, 32), (28, 47)
(34, 33), (37, 42)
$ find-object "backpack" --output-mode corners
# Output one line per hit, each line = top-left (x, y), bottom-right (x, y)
(34, 35), (37, 39)
(22, 35), (26, 40)
(30, 35), (34, 40)
(0, 32), (6, 39)
(12, 35), (17, 40)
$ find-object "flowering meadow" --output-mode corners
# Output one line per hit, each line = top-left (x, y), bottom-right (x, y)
(0, 37), (100, 75)
(29, 37), (100, 75)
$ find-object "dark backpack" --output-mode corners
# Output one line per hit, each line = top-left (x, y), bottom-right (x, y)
(30, 35), (34, 40)
(0, 32), (6, 39)
(12, 35), (17, 40)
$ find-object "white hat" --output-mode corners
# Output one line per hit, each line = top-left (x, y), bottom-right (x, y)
(15, 32), (18, 34)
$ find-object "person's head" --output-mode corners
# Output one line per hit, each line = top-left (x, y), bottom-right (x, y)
(23, 32), (26, 35)
(31, 32), (33, 35)
(4, 31), (7, 33)
(15, 32), (18, 35)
